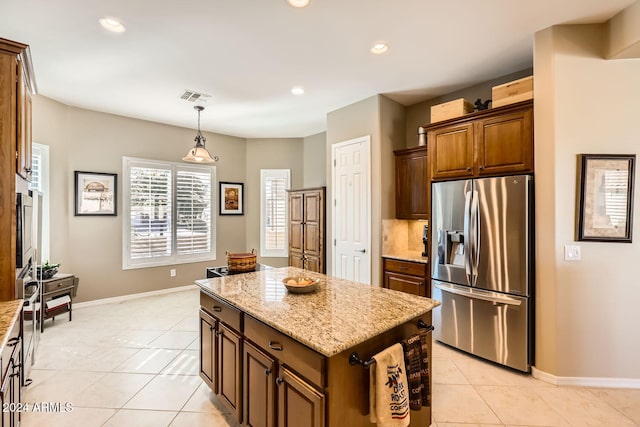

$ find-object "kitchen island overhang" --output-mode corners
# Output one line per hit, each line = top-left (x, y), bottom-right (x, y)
(196, 266), (440, 427)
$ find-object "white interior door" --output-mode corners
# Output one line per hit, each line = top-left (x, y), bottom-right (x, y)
(331, 136), (371, 284)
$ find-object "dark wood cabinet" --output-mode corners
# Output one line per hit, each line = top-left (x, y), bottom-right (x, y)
(277, 367), (325, 427)
(427, 100), (533, 181)
(288, 188), (325, 273)
(218, 323), (242, 422)
(243, 342), (276, 427)
(1, 307), (22, 427)
(0, 38), (36, 301)
(383, 258), (430, 297)
(394, 146), (429, 219)
(199, 309), (216, 391)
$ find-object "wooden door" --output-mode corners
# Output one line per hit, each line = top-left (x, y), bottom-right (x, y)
(395, 146), (428, 219)
(199, 310), (217, 391)
(243, 342), (276, 427)
(277, 367), (325, 427)
(429, 123), (474, 180)
(304, 255), (320, 273)
(288, 252), (304, 269)
(302, 190), (322, 258)
(289, 192), (304, 253)
(384, 272), (426, 297)
(218, 322), (242, 422)
(476, 107), (533, 176)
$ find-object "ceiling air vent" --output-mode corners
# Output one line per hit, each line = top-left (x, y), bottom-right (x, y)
(179, 90), (212, 103)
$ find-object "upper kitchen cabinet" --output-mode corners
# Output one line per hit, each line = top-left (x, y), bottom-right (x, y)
(394, 146), (428, 219)
(427, 100), (533, 181)
(288, 187), (325, 273)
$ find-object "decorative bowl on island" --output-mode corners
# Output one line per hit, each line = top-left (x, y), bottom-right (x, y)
(282, 277), (320, 294)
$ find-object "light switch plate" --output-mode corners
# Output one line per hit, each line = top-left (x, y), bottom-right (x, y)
(170, 268), (176, 277)
(564, 245), (581, 261)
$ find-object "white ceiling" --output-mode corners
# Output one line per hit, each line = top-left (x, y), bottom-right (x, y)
(0, 0), (634, 138)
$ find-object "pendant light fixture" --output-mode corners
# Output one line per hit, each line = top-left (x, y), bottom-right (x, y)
(182, 105), (219, 164)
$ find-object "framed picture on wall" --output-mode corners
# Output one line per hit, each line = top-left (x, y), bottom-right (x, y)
(219, 182), (244, 215)
(74, 171), (118, 216)
(576, 154), (635, 242)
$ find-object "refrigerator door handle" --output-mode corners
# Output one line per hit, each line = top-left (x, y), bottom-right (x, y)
(434, 283), (522, 306)
(463, 190), (473, 281)
(471, 190), (480, 278)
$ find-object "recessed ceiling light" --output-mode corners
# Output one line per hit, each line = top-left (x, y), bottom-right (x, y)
(291, 86), (305, 96)
(370, 42), (389, 55)
(287, 0), (310, 7)
(99, 17), (126, 33)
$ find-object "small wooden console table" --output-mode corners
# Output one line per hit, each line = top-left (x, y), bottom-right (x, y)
(39, 273), (79, 332)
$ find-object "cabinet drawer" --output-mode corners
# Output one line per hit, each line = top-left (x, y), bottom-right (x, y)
(200, 292), (242, 332)
(1, 315), (21, 381)
(383, 258), (426, 276)
(44, 276), (75, 293)
(244, 315), (325, 388)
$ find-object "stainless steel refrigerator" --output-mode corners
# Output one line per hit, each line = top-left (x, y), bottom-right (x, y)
(431, 175), (533, 372)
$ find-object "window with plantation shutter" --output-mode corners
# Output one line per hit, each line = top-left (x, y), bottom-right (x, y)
(260, 169), (290, 257)
(123, 157), (215, 269)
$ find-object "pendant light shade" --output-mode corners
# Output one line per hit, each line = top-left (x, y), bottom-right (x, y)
(183, 105), (219, 164)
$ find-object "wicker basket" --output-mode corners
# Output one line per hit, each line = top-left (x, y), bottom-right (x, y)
(226, 249), (257, 272)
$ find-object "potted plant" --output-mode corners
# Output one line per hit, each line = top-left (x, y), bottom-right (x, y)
(37, 261), (60, 280)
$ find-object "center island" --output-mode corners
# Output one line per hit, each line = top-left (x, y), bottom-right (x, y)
(195, 266), (440, 427)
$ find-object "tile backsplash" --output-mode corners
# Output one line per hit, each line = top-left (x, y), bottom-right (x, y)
(382, 219), (427, 253)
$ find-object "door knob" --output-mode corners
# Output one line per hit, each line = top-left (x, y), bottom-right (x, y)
(355, 249), (366, 253)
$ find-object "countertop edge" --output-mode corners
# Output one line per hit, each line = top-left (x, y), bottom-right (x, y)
(382, 253), (429, 264)
(0, 300), (23, 351)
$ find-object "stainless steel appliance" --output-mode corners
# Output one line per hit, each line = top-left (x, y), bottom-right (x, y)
(431, 175), (533, 372)
(16, 191), (34, 269)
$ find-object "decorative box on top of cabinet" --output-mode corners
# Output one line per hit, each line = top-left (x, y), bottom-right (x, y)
(394, 146), (428, 219)
(427, 99), (533, 181)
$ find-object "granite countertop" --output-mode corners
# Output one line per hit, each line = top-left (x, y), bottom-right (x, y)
(196, 267), (439, 357)
(382, 250), (429, 264)
(0, 300), (23, 350)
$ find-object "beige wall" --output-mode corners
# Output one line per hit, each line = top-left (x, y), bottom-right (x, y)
(32, 96), (247, 302)
(606, 0), (640, 59)
(534, 23), (640, 379)
(303, 132), (327, 187)
(245, 138), (304, 268)
(405, 68), (533, 147)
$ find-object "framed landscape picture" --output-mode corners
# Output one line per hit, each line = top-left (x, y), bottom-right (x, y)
(74, 171), (117, 216)
(220, 182), (244, 215)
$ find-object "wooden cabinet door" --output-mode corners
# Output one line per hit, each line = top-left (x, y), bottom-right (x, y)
(395, 147), (428, 219)
(289, 193), (304, 253)
(304, 255), (320, 273)
(1, 364), (10, 427)
(303, 191), (322, 258)
(243, 342), (276, 427)
(289, 252), (304, 269)
(218, 322), (242, 422)
(199, 309), (217, 392)
(476, 107), (533, 176)
(384, 271), (426, 297)
(429, 123), (474, 180)
(277, 367), (325, 427)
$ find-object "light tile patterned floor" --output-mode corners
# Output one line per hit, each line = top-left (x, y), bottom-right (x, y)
(20, 288), (640, 426)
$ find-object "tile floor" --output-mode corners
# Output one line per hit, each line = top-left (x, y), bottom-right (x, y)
(20, 288), (640, 427)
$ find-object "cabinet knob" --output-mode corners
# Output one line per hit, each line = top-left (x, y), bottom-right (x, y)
(212, 306), (222, 312)
(215, 331), (222, 337)
(264, 368), (272, 376)
(268, 341), (283, 351)
(466, 167), (472, 172)
(276, 377), (284, 386)
(479, 166), (484, 170)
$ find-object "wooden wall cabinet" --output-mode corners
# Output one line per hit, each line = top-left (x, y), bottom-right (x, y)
(383, 257), (430, 298)
(288, 187), (325, 273)
(0, 37), (36, 301)
(394, 146), (428, 219)
(427, 100), (533, 181)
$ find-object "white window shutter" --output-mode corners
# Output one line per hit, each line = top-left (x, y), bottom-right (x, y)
(260, 169), (290, 257)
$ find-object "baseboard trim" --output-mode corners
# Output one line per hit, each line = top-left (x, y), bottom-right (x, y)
(73, 284), (198, 309)
(532, 367), (640, 389)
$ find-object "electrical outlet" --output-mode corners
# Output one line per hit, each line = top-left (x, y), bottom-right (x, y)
(564, 245), (581, 261)
(170, 268), (176, 277)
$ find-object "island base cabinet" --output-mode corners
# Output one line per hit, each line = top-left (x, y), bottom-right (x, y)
(243, 342), (276, 427)
(199, 310), (217, 391)
(277, 367), (325, 427)
(219, 323), (243, 423)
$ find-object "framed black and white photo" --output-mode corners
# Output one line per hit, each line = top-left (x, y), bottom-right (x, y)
(219, 182), (244, 215)
(74, 171), (117, 216)
(576, 154), (635, 242)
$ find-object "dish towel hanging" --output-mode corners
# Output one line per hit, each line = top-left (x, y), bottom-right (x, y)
(419, 330), (431, 407)
(369, 343), (410, 427)
(403, 334), (423, 410)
